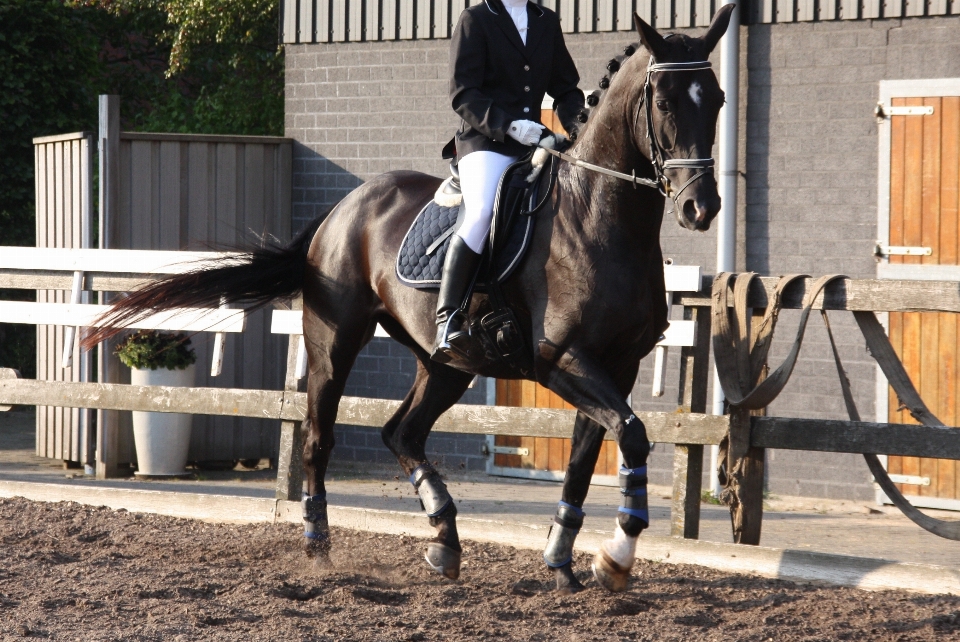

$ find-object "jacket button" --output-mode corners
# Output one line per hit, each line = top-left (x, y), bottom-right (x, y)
(524, 86), (530, 92)
(523, 107), (530, 113)
(524, 65), (530, 71)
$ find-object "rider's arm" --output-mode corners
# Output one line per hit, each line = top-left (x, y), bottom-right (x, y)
(547, 21), (585, 138)
(449, 12), (512, 144)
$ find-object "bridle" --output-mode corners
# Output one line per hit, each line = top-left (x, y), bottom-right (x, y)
(540, 56), (715, 224)
(641, 58), (715, 219)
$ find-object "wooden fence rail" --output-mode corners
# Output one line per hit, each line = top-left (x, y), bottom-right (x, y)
(7, 374), (960, 461)
(4, 254), (960, 546)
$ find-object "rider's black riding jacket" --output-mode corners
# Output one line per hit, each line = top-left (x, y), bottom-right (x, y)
(448, 0), (584, 162)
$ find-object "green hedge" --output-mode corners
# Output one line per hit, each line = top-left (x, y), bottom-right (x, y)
(0, 0), (283, 378)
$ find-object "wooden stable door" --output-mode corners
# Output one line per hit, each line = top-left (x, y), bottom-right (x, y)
(880, 83), (960, 506)
(492, 380), (621, 480)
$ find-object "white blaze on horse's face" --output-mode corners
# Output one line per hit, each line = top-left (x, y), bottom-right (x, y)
(688, 81), (703, 108)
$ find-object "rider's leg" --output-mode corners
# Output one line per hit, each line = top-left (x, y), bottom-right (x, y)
(432, 150), (517, 362)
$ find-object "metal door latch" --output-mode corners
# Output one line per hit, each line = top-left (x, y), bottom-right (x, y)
(881, 474), (931, 486)
(875, 102), (934, 122)
(874, 243), (932, 258)
(480, 443), (529, 457)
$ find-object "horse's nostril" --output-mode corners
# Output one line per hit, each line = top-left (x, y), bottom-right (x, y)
(681, 200), (699, 225)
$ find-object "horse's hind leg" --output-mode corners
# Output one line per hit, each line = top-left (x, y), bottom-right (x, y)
(300, 311), (373, 560)
(380, 354), (474, 579)
(544, 411), (606, 594)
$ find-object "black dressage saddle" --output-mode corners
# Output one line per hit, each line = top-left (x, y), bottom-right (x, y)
(395, 148), (555, 291)
(395, 138), (562, 370)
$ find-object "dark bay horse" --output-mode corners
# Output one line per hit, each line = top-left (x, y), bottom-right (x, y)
(84, 6), (734, 594)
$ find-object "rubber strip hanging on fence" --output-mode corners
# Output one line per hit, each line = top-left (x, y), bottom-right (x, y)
(711, 272), (960, 541)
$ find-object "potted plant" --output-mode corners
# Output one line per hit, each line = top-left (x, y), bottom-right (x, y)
(115, 330), (197, 477)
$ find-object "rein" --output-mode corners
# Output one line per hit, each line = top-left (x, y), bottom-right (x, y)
(540, 58), (715, 219)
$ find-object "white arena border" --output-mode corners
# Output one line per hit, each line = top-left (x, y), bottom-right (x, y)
(3, 480), (958, 596)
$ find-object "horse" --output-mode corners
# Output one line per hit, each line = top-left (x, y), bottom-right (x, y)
(83, 5), (734, 594)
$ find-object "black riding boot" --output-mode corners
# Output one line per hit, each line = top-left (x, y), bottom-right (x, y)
(431, 235), (482, 363)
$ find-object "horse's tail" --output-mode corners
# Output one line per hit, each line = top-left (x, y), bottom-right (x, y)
(80, 216), (324, 351)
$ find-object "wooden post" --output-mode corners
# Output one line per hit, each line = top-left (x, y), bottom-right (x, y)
(275, 298), (307, 500)
(96, 95), (121, 479)
(725, 307), (768, 545)
(671, 304), (711, 538)
(81, 133), (95, 469)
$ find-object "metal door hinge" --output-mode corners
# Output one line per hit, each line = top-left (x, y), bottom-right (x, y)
(880, 474), (931, 486)
(481, 443), (529, 457)
(875, 102), (934, 122)
(874, 243), (932, 258)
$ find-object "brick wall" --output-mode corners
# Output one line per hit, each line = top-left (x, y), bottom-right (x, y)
(743, 16), (960, 500)
(284, 15), (960, 499)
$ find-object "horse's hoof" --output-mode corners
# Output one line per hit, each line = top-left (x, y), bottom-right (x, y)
(553, 563), (585, 595)
(303, 535), (331, 559)
(425, 542), (461, 580)
(591, 550), (631, 592)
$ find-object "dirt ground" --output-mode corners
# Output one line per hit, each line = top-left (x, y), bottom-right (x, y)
(2, 498), (959, 641)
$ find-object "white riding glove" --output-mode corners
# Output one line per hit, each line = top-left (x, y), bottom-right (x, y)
(506, 120), (545, 146)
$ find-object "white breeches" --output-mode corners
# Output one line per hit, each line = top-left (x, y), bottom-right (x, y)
(456, 151), (519, 253)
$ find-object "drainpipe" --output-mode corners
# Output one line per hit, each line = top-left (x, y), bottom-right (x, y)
(710, 0), (740, 497)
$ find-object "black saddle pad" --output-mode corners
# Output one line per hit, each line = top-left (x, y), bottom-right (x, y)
(395, 196), (535, 290)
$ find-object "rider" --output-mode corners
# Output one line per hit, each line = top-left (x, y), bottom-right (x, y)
(433, 0), (585, 362)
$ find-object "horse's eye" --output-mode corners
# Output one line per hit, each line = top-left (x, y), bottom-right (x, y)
(656, 100), (669, 112)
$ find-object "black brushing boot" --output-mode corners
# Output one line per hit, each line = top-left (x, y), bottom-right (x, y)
(431, 235), (482, 363)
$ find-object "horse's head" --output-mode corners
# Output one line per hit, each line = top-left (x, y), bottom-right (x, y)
(632, 5), (734, 231)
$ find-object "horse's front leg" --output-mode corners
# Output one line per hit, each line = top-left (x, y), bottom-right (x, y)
(538, 341), (650, 593)
(543, 411), (606, 594)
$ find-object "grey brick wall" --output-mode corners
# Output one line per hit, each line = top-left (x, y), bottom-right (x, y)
(285, 15), (960, 500)
(743, 16), (960, 500)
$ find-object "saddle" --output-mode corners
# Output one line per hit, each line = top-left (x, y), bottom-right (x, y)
(395, 143), (557, 290)
(395, 135), (564, 368)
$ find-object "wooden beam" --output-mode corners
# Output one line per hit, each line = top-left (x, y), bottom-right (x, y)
(0, 247), (237, 273)
(0, 269), (158, 292)
(676, 277), (960, 313)
(752, 416), (960, 459)
(120, 132), (293, 145)
(25, 376), (960, 459)
(672, 304), (712, 539)
(0, 375), (730, 443)
(0, 301), (245, 332)
(275, 298), (307, 502)
(0, 377), (288, 420)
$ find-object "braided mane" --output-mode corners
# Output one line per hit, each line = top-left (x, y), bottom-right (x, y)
(570, 42), (642, 139)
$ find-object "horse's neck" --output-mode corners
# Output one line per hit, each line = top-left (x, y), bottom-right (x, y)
(557, 70), (664, 245)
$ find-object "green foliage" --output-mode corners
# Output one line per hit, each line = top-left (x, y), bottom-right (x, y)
(104, 0), (284, 135)
(701, 489), (722, 505)
(0, 0), (108, 377)
(0, 0), (104, 248)
(0, 0), (282, 376)
(114, 330), (196, 370)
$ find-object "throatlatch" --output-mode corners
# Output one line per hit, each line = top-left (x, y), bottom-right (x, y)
(543, 501), (585, 568)
(618, 465), (649, 529)
(302, 492), (330, 543)
(410, 465), (453, 517)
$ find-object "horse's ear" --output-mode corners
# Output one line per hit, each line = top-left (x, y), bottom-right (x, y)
(633, 13), (670, 61)
(702, 3), (735, 53)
